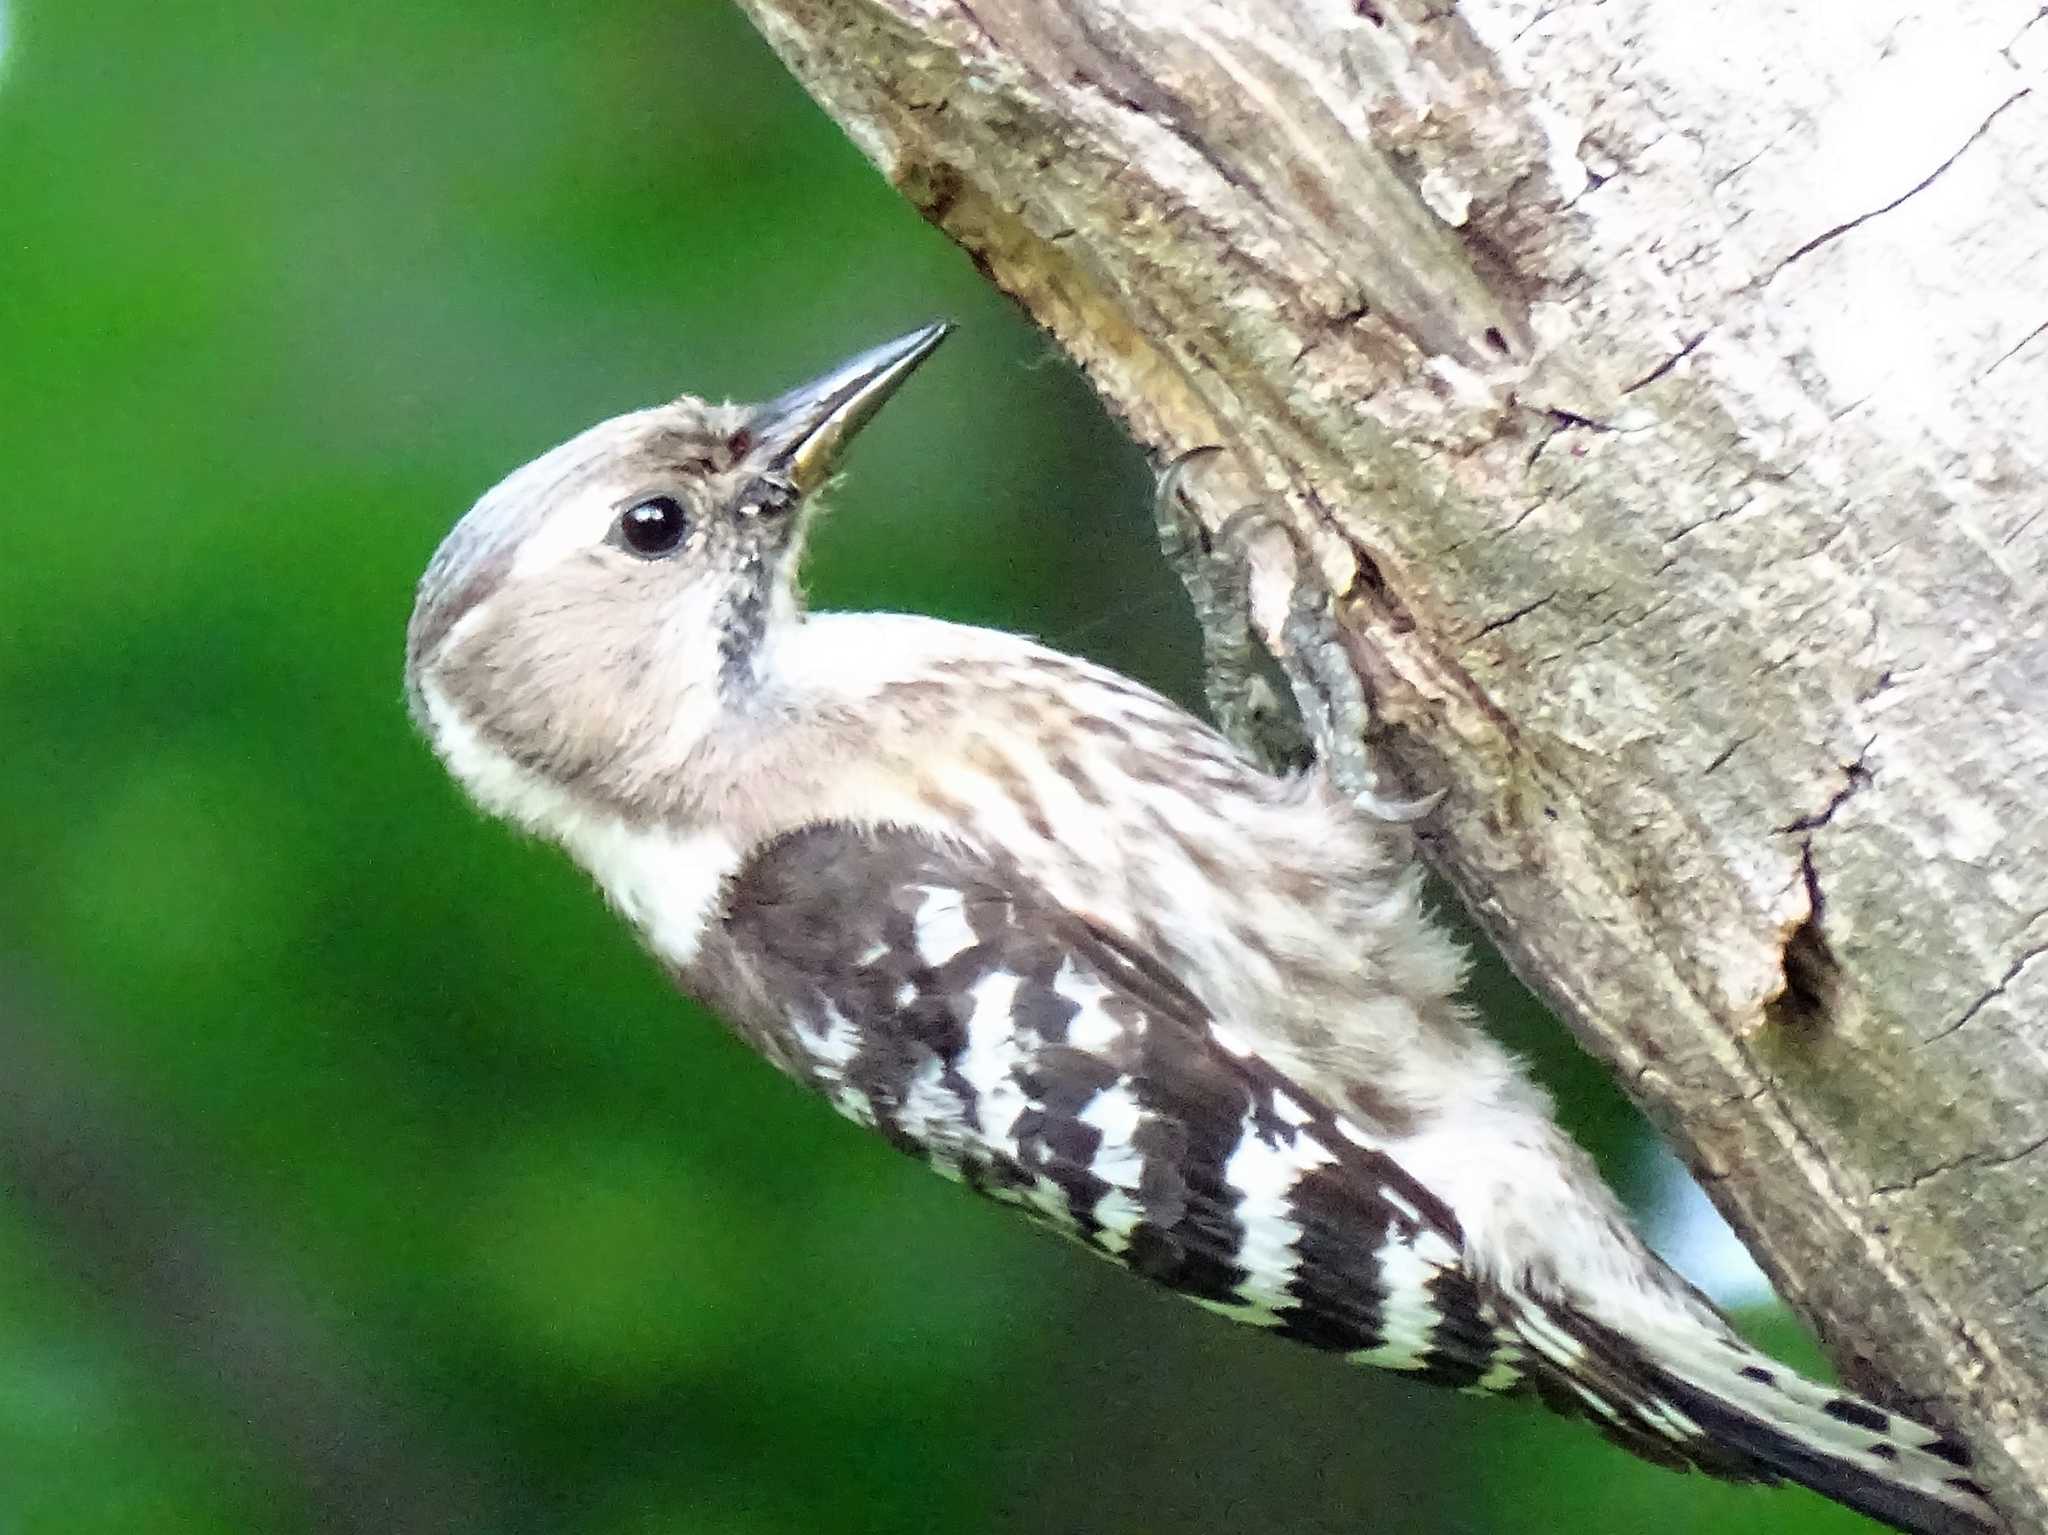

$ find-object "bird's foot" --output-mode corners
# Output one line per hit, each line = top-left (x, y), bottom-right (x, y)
(1153, 447), (1310, 774)
(1153, 448), (1443, 823)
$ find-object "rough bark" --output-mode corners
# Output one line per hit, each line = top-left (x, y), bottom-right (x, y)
(731, 0), (2048, 1524)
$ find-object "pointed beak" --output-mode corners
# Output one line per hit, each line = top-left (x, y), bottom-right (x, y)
(750, 322), (951, 493)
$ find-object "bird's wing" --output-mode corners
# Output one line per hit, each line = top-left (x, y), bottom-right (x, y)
(688, 822), (2007, 1535)
(694, 818), (1520, 1390)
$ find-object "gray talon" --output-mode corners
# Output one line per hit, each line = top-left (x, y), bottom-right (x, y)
(1153, 444), (1226, 541)
(1152, 447), (1440, 824)
(1153, 447), (1312, 771)
(1354, 785), (1448, 824)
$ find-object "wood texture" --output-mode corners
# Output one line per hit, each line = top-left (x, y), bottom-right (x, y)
(732, 0), (2048, 1524)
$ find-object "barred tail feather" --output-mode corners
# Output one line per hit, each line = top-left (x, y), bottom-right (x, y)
(1514, 1306), (2001, 1535)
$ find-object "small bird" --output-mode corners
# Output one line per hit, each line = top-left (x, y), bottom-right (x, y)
(406, 323), (1997, 1535)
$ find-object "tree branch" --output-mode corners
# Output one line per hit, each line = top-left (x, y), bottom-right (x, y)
(733, 0), (2048, 1525)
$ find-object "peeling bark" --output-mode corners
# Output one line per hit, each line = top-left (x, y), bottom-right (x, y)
(732, 0), (2048, 1525)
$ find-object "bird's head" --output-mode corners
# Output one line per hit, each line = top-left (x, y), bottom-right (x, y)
(404, 322), (949, 823)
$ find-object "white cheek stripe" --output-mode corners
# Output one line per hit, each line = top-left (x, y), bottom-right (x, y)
(419, 679), (560, 835)
(420, 679), (740, 970)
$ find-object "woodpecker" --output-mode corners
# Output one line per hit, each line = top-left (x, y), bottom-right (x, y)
(406, 323), (1998, 1535)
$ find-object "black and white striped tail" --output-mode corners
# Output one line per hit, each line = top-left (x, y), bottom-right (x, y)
(698, 822), (2001, 1535)
(1500, 1300), (1999, 1534)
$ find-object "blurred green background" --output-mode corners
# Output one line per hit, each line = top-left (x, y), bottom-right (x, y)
(0, 2), (1870, 1531)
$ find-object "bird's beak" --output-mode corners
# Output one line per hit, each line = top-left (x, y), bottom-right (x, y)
(750, 322), (952, 494)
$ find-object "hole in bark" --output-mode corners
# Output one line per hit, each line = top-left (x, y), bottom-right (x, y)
(1483, 326), (1512, 356)
(1770, 917), (1840, 1034)
(1355, 1), (1387, 23)
(906, 160), (965, 227)
(1349, 548), (1416, 635)
(1766, 851), (1843, 1036)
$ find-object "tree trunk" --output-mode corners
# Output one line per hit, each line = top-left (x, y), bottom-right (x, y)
(732, 0), (2048, 1524)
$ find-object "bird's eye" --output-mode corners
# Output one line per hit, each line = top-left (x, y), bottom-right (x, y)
(616, 496), (689, 558)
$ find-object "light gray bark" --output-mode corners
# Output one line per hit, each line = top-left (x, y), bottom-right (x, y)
(732, 0), (2048, 1525)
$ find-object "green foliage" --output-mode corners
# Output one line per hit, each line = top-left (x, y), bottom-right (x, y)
(0, 2), (1873, 1530)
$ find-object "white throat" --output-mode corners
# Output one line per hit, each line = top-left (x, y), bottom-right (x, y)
(417, 677), (741, 970)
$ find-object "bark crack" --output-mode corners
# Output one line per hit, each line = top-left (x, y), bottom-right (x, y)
(1580, 591), (1679, 652)
(1762, 89), (2030, 284)
(1509, 4), (1561, 45)
(1471, 590), (1557, 639)
(1524, 407), (1615, 466)
(1871, 1129), (2048, 1199)
(1918, 940), (2048, 1051)
(1622, 332), (1707, 394)
(1982, 316), (2048, 381)
(950, 0), (1000, 52)
(2003, 6), (2048, 64)
(1655, 491), (1758, 570)
(1772, 738), (1877, 835)
(1702, 733), (1756, 776)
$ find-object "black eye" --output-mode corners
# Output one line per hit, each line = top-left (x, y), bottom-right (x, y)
(616, 496), (689, 558)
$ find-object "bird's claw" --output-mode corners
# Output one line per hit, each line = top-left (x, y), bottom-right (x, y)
(1151, 446), (1441, 825)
